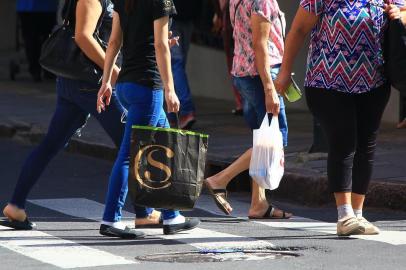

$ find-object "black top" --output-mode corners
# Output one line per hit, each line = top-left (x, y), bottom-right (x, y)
(63, 0), (112, 43)
(113, 0), (176, 89)
(172, 0), (201, 22)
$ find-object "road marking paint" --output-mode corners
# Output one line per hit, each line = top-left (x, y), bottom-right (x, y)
(255, 219), (406, 246)
(141, 228), (274, 250)
(29, 198), (134, 221)
(0, 227), (136, 269)
(196, 195), (406, 246)
(30, 198), (274, 250)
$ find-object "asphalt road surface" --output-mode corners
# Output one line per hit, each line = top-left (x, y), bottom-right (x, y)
(0, 138), (405, 270)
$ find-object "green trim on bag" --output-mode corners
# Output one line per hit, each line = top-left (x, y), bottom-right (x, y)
(132, 125), (209, 138)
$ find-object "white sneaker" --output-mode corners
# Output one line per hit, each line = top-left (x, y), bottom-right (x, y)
(337, 216), (365, 236)
(358, 217), (380, 235)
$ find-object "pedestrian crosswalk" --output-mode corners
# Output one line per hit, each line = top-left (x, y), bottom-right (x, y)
(195, 196), (406, 246)
(0, 196), (405, 269)
(0, 229), (136, 268)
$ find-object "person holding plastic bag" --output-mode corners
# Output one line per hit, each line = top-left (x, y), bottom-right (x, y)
(205, 0), (292, 219)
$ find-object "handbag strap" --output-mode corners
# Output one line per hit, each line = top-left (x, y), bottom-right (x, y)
(62, 0), (75, 26)
(63, 0), (107, 34)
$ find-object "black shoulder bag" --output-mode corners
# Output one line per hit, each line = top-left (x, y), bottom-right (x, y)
(39, 0), (107, 84)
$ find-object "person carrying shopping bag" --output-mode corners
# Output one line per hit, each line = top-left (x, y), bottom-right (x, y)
(275, 0), (406, 236)
(97, 0), (200, 235)
(1, 0), (162, 239)
(204, 0), (292, 219)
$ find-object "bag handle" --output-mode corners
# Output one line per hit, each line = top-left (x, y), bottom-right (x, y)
(63, 0), (75, 26)
(63, 0), (107, 34)
(260, 114), (279, 130)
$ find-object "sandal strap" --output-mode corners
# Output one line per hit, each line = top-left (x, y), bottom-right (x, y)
(265, 206), (275, 217)
(212, 189), (227, 198)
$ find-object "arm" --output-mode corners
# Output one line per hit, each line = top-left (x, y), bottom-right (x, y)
(102, 12), (122, 86)
(386, 4), (406, 23)
(154, 16), (180, 113)
(75, 0), (121, 81)
(403, 6), (406, 24)
(97, 12), (122, 113)
(275, 7), (319, 94)
(74, 0), (105, 69)
(251, 13), (279, 115)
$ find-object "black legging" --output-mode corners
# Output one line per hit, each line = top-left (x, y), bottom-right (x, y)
(306, 85), (391, 194)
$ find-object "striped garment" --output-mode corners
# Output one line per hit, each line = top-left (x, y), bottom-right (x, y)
(301, 0), (405, 93)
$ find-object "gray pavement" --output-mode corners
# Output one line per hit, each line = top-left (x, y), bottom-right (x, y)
(1, 138), (406, 270)
(0, 65), (405, 210)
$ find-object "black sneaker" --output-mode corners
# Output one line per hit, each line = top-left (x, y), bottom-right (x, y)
(163, 217), (200, 235)
(99, 224), (145, 239)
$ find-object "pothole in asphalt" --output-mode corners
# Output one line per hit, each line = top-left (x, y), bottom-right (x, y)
(136, 248), (303, 263)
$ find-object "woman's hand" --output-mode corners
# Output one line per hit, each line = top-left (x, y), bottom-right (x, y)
(274, 71), (291, 96)
(385, 4), (401, 20)
(97, 82), (112, 113)
(165, 90), (180, 113)
(265, 88), (280, 116)
(212, 14), (223, 34)
(168, 31), (180, 48)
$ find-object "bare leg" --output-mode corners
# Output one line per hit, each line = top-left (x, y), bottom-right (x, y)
(135, 210), (161, 226)
(248, 181), (268, 216)
(351, 193), (365, 211)
(248, 181), (292, 218)
(335, 192), (352, 207)
(205, 148), (252, 189)
(206, 148), (292, 218)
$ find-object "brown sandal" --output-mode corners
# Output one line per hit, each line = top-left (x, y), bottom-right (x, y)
(204, 181), (232, 215)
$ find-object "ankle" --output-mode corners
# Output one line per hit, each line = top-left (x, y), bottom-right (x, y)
(337, 204), (355, 221)
(163, 215), (185, 225)
(249, 201), (269, 214)
(354, 209), (363, 218)
(207, 174), (230, 188)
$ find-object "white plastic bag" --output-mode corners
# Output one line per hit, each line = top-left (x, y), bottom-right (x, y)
(249, 115), (285, 190)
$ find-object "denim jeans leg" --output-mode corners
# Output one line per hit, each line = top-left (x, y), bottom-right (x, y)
(10, 78), (89, 209)
(56, 78), (153, 221)
(171, 57), (195, 116)
(103, 83), (179, 222)
(170, 21), (195, 117)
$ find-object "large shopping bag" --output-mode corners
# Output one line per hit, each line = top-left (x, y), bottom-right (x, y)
(129, 125), (209, 210)
(249, 115), (285, 190)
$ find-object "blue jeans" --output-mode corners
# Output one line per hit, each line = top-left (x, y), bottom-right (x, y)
(9, 78), (149, 219)
(232, 66), (288, 146)
(102, 82), (180, 222)
(170, 20), (195, 117)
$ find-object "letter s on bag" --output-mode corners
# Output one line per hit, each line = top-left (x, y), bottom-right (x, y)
(133, 145), (175, 190)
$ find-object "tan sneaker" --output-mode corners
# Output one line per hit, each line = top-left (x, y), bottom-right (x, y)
(337, 216), (365, 236)
(358, 217), (380, 235)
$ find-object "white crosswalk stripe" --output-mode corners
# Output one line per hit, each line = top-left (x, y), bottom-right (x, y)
(197, 195), (406, 246)
(30, 198), (274, 250)
(0, 227), (136, 269)
(1, 195), (405, 269)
